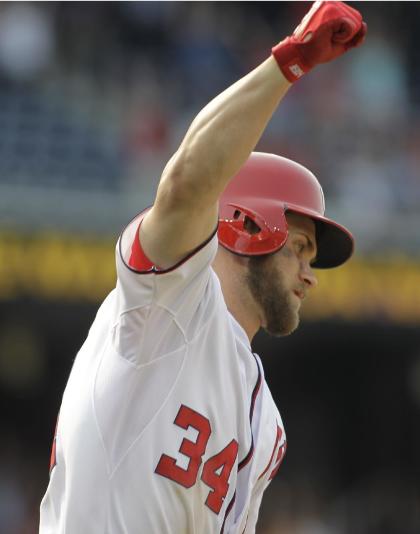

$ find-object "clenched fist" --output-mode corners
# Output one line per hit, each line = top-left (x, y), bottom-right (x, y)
(272, 1), (367, 83)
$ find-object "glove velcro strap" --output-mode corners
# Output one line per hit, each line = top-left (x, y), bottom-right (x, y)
(272, 38), (309, 83)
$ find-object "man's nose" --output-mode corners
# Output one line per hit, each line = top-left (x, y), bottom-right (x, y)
(300, 262), (318, 289)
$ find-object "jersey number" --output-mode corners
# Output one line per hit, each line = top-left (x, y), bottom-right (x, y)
(155, 405), (238, 514)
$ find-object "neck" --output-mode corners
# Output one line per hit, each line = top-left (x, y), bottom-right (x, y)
(212, 248), (261, 342)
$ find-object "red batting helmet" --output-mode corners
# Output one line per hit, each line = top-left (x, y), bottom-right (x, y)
(218, 152), (353, 269)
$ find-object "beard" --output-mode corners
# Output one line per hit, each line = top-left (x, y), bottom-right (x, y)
(245, 254), (300, 337)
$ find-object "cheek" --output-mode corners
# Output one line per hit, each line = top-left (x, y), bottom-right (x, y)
(277, 248), (301, 282)
(279, 244), (294, 260)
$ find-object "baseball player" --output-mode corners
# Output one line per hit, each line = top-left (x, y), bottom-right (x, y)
(40, 2), (366, 533)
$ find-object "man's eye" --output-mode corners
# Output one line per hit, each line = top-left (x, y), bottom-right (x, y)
(295, 243), (305, 253)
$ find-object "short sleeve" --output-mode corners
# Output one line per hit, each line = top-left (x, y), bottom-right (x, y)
(113, 209), (219, 364)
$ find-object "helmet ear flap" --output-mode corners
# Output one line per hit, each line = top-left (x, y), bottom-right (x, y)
(218, 202), (288, 256)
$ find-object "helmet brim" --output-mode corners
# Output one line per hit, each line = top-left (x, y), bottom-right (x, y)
(311, 216), (354, 269)
(285, 207), (354, 269)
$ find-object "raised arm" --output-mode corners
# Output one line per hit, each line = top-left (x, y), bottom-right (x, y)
(140, 1), (367, 269)
(141, 58), (289, 269)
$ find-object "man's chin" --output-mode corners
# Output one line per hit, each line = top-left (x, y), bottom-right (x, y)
(263, 310), (300, 337)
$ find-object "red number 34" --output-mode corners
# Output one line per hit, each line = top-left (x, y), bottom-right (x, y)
(155, 405), (238, 514)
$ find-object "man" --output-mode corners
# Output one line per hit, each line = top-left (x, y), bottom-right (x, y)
(40, 2), (367, 533)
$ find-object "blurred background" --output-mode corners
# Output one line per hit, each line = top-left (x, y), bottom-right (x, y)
(0, 2), (419, 533)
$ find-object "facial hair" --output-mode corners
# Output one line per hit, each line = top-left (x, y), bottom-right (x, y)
(245, 254), (300, 337)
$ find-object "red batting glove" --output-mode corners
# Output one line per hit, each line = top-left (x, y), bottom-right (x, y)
(272, 1), (367, 83)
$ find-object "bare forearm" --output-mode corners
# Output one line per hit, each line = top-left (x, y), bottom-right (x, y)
(163, 56), (290, 206)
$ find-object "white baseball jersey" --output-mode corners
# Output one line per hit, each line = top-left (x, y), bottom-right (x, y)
(40, 210), (287, 534)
